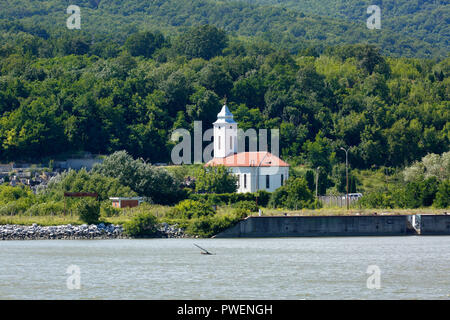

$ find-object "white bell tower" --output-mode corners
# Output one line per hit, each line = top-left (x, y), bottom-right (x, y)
(213, 104), (237, 158)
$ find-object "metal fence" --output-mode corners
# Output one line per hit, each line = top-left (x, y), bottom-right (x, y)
(318, 195), (362, 208)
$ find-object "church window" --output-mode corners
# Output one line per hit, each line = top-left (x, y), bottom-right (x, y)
(266, 175), (270, 189)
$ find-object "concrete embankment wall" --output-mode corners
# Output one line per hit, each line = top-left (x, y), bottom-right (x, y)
(420, 215), (450, 235)
(215, 215), (411, 238)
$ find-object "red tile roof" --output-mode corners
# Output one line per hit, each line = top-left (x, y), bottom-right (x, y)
(205, 152), (289, 167)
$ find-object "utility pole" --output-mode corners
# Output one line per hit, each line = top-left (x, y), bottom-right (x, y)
(340, 147), (349, 210)
(255, 152), (268, 194)
(315, 166), (320, 198)
(256, 153), (269, 207)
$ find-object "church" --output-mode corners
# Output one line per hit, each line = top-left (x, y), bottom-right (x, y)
(205, 104), (289, 193)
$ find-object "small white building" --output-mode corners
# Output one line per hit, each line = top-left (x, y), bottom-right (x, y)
(205, 105), (289, 193)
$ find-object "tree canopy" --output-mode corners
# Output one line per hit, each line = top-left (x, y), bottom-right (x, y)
(0, 6), (448, 175)
(92, 151), (186, 204)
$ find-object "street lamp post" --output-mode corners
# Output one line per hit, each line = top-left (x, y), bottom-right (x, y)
(340, 147), (349, 210)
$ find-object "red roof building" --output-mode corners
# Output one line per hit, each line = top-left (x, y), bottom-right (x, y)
(206, 151), (289, 168)
(205, 105), (290, 193)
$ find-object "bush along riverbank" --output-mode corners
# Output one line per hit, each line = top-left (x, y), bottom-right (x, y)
(0, 199), (248, 240)
(0, 222), (188, 240)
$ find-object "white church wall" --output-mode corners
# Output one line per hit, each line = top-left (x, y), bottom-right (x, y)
(231, 166), (256, 193)
(258, 166), (289, 192)
(230, 166), (289, 193)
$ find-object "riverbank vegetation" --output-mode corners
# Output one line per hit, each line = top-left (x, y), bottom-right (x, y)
(0, 1), (449, 236)
(0, 151), (448, 237)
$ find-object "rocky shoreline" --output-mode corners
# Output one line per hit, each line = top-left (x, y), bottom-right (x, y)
(0, 222), (188, 240)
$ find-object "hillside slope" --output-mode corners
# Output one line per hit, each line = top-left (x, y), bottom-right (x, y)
(240, 0), (449, 53)
(0, 0), (448, 58)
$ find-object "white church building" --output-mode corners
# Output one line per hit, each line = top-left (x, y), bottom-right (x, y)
(205, 104), (289, 193)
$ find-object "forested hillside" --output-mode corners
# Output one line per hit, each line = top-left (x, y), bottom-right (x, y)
(0, 21), (448, 173)
(0, 1), (449, 213)
(0, 0), (448, 58)
(243, 0), (449, 52)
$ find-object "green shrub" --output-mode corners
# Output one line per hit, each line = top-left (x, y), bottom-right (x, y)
(434, 179), (450, 208)
(233, 200), (258, 212)
(361, 178), (443, 209)
(0, 198), (34, 215)
(194, 165), (238, 194)
(186, 213), (242, 238)
(186, 217), (214, 237)
(232, 207), (250, 219)
(268, 177), (314, 209)
(231, 200), (258, 218)
(311, 198), (323, 209)
(93, 151), (187, 205)
(168, 199), (214, 219)
(100, 201), (121, 217)
(47, 168), (136, 201)
(0, 185), (35, 205)
(255, 190), (271, 207)
(77, 198), (100, 224)
(25, 201), (65, 216)
(357, 183), (439, 209)
(188, 190), (270, 207)
(359, 190), (394, 208)
(404, 177), (439, 208)
(123, 212), (158, 237)
(268, 187), (288, 208)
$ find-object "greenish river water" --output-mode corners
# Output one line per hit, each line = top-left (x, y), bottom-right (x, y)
(0, 237), (449, 299)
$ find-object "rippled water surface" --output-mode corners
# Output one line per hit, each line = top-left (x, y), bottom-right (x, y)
(0, 237), (449, 299)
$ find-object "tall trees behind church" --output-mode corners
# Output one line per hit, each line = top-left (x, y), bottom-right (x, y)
(0, 24), (448, 174)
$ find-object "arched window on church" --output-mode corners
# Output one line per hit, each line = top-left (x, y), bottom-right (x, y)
(218, 136), (221, 150)
(230, 136), (232, 149)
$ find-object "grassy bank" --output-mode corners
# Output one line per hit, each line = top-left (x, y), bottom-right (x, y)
(253, 208), (449, 217)
(1, 206), (447, 227)
(0, 203), (244, 238)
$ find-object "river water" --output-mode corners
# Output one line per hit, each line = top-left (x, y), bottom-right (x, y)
(0, 237), (449, 300)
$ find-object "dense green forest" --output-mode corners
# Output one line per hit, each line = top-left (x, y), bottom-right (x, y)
(0, 1), (449, 172)
(241, 0), (449, 51)
(0, 22), (449, 171)
(0, 0), (448, 58)
(248, 0), (449, 55)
